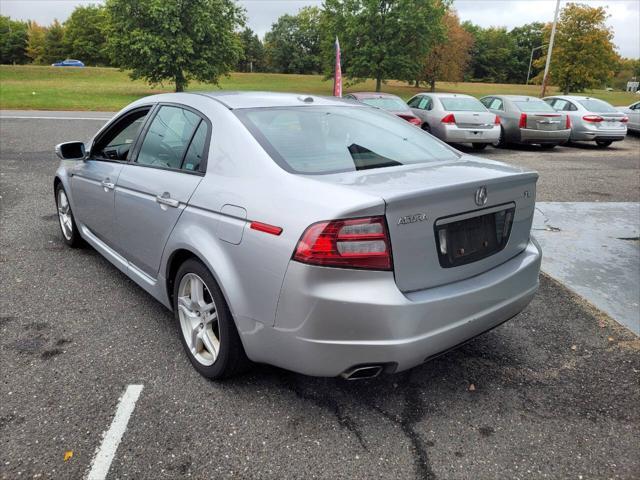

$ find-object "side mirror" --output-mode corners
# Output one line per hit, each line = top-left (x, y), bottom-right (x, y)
(55, 141), (86, 160)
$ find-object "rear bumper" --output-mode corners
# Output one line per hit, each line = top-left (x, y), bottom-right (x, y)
(518, 128), (571, 144)
(441, 125), (500, 144)
(571, 125), (627, 141)
(240, 239), (542, 377)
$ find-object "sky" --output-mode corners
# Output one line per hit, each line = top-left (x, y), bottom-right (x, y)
(1, 0), (639, 58)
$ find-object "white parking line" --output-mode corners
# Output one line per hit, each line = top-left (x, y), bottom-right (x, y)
(86, 384), (144, 480)
(0, 116), (111, 121)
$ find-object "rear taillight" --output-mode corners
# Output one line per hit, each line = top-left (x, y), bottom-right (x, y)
(408, 117), (422, 126)
(518, 113), (527, 128)
(621, 116), (629, 123)
(583, 115), (603, 123)
(565, 115), (571, 129)
(494, 115), (501, 125)
(293, 216), (393, 271)
(441, 113), (456, 125)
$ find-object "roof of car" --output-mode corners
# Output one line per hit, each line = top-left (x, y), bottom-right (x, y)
(544, 95), (595, 101)
(194, 91), (354, 109)
(485, 95), (544, 101)
(411, 92), (475, 98)
(347, 92), (401, 99)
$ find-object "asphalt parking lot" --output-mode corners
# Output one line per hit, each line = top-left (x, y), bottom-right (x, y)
(1, 114), (639, 479)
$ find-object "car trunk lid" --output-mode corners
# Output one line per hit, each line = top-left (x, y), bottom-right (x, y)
(311, 157), (538, 292)
(525, 113), (565, 131)
(452, 111), (497, 129)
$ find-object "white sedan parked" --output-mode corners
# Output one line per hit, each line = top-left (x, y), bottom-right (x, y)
(617, 101), (640, 133)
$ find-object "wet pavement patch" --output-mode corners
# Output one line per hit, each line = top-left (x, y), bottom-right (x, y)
(534, 202), (640, 335)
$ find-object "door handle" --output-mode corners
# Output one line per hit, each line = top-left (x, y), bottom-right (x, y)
(101, 179), (115, 191)
(155, 192), (179, 208)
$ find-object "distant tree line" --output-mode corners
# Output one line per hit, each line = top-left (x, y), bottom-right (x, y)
(0, 1), (634, 93)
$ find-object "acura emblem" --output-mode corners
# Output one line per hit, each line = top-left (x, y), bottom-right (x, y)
(475, 186), (488, 206)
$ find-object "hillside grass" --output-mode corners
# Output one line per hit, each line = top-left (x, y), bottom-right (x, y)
(0, 65), (636, 111)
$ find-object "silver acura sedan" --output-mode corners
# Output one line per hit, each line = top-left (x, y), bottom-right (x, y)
(53, 92), (542, 380)
(407, 93), (500, 149)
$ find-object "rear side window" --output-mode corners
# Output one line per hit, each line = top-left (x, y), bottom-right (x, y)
(514, 100), (556, 113)
(578, 99), (617, 113)
(182, 121), (208, 172)
(360, 97), (410, 112)
(488, 98), (503, 110)
(418, 97), (432, 110)
(236, 106), (459, 174)
(136, 106), (200, 169)
(440, 97), (486, 112)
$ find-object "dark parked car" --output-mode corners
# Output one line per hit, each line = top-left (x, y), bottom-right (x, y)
(51, 59), (85, 67)
(344, 92), (422, 126)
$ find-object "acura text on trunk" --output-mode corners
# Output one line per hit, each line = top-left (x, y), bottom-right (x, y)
(53, 92), (542, 380)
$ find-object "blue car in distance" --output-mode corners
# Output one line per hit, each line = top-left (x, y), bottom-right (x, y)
(51, 59), (85, 67)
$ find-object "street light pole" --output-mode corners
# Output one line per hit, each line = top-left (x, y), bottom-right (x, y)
(541, 0), (561, 97)
(526, 44), (547, 84)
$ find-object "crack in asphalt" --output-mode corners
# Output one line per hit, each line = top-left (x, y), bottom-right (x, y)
(280, 374), (368, 451)
(281, 370), (436, 480)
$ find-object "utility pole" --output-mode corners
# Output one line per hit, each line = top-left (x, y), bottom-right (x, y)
(526, 44), (547, 84)
(541, 0), (561, 97)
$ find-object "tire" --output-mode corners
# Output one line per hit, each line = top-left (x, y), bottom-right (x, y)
(493, 126), (506, 147)
(539, 144), (556, 149)
(55, 183), (83, 247)
(173, 258), (250, 379)
(422, 124), (432, 134)
(596, 140), (613, 148)
(472, 143), (488, 150)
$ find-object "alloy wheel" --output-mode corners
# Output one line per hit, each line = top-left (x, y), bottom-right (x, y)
(57, 189), (73, 240)
(177, 273), (220, 366)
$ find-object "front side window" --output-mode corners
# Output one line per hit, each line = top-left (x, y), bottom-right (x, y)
(236, 106), (459, 174)
(136, 106), (201, 169)
(440, 97), (486, 112)
(418, 97), (432, 110)
(93, 108), (150, 161)
(407, 96), (422, 108)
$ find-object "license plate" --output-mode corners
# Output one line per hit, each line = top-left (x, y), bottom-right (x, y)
(435, 207), (515, 268)
(466, 130), (483, 138)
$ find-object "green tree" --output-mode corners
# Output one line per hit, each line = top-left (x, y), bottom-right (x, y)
(64, 5), (110, 66)
(26, 21), (47, 64)
(463, 23), (518, 83)
(42, 19), (66, 65)
(237, 27), (265, 72)
(264, 6), (322, 74)
(0, 16), (29, 64)
(534, 3), (618, 94)
(509, 22), (545, 83)
(106, 0), (245, 92)
(420, 10), (473, 91)
(322, 0), (448, 92)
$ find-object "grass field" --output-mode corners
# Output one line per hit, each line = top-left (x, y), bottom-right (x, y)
(1, 65), (637, 111)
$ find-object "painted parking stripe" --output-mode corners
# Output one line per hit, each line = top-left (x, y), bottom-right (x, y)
(0, 116), (111, 121)
(86, 384), (144, 480)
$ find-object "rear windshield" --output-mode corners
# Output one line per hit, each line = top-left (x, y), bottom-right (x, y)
(236, 106), (459, 174)
(578, 99), (617, 113)
(359, 97), (411, 112)
(440, 97), (486, 112)
(514, 100), (557, 113)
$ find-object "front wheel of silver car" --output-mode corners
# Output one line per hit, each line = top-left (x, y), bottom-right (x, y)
(55, 184), (82, 247)
(173, 259), (250, 379)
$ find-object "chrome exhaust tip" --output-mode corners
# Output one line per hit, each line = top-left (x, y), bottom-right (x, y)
(340, 365), (384, 380)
